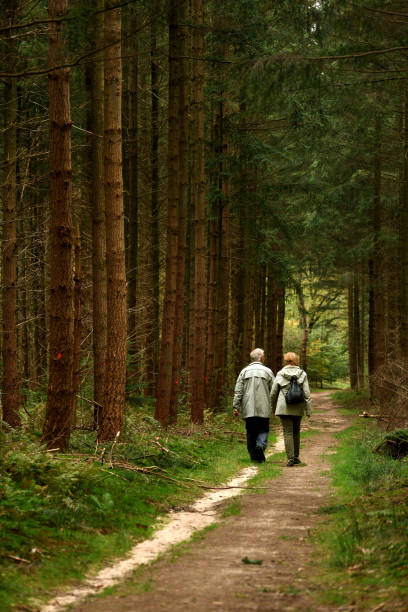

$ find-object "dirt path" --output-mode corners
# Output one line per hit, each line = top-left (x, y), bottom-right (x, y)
(70, 392), (349, 612)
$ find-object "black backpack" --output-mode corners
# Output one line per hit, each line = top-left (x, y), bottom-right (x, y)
(285, 374), (305, 405)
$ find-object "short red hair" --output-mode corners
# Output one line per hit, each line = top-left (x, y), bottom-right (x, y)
(284, 352), (299, 365)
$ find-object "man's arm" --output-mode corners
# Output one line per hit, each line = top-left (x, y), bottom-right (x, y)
(232, 371), (244, 415)
(270, 378), (279, 414)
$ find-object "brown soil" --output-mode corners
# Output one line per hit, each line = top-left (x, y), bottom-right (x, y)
(71, 392), (355, 612)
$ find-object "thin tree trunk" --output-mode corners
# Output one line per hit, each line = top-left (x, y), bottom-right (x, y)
(266, 269), (277, 371)
(89, 0), (106, 429)
(98, 1), (127, 440)
(276, 283), (285, 373)
(2, 0), (20, 427)
(42, 0), (74, 450)
(72, 226), (82, 424)
(371, 116), (386, 401)
(145, 10), (160, 395)
(127, 15), (138, 364)
(348, 280), (357, 390)
(353, 271), (361, 390)
(190, 0), (207, 424)
(155, 0), (184, 426)
(169, 0), (188, 422)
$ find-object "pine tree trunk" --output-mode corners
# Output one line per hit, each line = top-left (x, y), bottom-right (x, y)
(399, 89), (408, 363)
(348, 281), (357, 390)
(276, 283), (285, 373)
(190, 0), (207, 424)
(72, 226), (82, 422)
(89, 0), (106, 429)
(371, 116), (386, 400)
(265, 269), (277, 370)
(170, 3), (188, 422)
(155, 0), (185, 426)
(98, 2), (127, 440)
(127, 15), (138, 364)
(229, 214), (241, 374)
(144, 12), (160, 395)
(353, 271), (362, 390)
(2, 0), (20, 428)
(213, 104), (230, 406)
(42, 0), (74, 450)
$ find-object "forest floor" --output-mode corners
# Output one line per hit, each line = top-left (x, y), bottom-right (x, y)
(58, 391), (378, 612)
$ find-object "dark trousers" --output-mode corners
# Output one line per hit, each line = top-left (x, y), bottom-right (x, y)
(279, 415), (302, 460)
(245, 417), (269, 462)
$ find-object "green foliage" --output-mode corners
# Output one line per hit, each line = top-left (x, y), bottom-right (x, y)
(313, 393), (408, 607)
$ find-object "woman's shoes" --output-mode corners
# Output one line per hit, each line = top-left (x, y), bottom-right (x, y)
(286, 457), (301, 466)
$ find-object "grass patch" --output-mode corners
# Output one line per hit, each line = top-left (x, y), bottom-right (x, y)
(0, 403), (274, 611)
(221, 497), (242, 518)
(312, 390), (408, 608)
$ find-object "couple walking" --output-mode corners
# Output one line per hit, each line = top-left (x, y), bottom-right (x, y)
(233, 348), (312, 466)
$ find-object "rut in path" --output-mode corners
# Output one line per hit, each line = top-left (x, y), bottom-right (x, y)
(70, 392), (350, 612)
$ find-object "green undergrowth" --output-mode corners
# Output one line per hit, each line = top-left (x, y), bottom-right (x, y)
(312, 389), (408, 609)
(0, 403), (275, 611)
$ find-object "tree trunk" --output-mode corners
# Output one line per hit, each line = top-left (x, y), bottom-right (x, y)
(348, 280), (357, 390)
(190, 0), (207, 424)
(155, 0), (185, 426)
(89, 0), (106, 429)
(170, 2), (188, 422)
(276, 283), (285, 373)
(296, 277), (308, 370)
(42, 0), (74, 450)
(144, 11), (160, 396)
(370, 116), (386, 401)
(265, 269), (277, 371)
(353, 271), (362, 390)
(127, 15), (138, 365)
(98, 2), (127, 440)
(2, 0), (20, 428)
(72, 226), (82, 423)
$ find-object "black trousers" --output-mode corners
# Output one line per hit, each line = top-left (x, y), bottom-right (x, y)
(245, 417), (270, 462)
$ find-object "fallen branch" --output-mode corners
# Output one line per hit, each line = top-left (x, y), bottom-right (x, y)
(6, 554), (30, 564)
(359, 411), (379, 418)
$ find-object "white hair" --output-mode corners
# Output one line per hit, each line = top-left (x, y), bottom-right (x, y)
(250, 348), (264, 362)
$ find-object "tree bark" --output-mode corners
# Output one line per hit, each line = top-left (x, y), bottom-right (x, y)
(190, 0), (207, 424)
(265, 269), (278, 370)
(155, 0), (185, 426)
(42, 0), (74, 450)
(144, 10), (160, 395)
(127, 14), (138, 365)
(348, 280), (357, 390)
(169, 1), (188, 422)
(98, 1), (127, 440)
(89, 0), (106, 429)
(72, 225), (82, 423)
(2, 0), (20, 428)
(276, 283), (285, 373)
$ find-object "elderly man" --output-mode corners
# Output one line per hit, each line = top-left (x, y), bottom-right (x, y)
(233, 348), (275, 463)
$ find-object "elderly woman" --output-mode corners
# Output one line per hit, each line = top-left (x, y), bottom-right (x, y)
(270, 352), (312, 466)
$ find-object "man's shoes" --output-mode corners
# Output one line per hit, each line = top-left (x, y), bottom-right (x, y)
(256, 445), (266, 462)
(293, 457), (301, 465)
(286, 459), (295, 467)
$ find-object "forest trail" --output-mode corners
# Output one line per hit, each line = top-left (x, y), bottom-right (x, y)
(67, 392), (350, 612)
